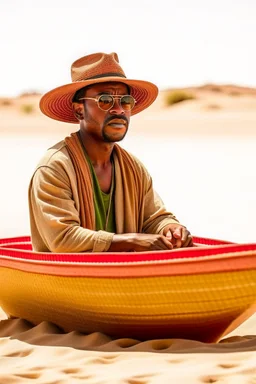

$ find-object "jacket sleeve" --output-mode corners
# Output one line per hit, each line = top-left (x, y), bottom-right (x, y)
(141, 168), (184, 234)
(29, 164), (114, 253)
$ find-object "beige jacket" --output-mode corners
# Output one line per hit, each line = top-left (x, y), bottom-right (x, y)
(28, 140), (181, 253)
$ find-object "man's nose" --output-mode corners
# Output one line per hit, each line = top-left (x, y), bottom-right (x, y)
(109, 98), (125, 114)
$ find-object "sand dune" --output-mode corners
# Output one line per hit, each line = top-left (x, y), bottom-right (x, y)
(1, 84), (256, 136)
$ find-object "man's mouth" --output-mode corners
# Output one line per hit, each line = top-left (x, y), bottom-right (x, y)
(107, 119), (127, 129)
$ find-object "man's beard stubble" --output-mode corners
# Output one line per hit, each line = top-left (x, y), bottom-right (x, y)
(102, 127), (128, 143)
(84, 108), (129, 143)
(102, 114), (129, 143)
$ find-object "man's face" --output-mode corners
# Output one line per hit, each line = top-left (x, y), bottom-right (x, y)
(81, 82), (131, 143)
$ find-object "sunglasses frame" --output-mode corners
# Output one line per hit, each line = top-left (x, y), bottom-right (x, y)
(78, 94), (137, 111)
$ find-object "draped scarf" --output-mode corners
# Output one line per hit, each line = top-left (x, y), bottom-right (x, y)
(64, 132), (146, 233)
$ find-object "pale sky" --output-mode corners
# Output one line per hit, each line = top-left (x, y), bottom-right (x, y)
(1, 0), (255, 96)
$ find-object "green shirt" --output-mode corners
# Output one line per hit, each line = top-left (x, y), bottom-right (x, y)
(85, 153), (116, 233)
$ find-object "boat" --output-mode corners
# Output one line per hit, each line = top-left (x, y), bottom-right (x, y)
(0, 235), (256, 342)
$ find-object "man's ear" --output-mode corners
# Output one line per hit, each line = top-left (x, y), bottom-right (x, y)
(72, 102), (85, 120)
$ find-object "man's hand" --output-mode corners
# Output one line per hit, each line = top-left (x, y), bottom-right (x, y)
(108, 233), (173, 252)
(163, 224), (193, 248)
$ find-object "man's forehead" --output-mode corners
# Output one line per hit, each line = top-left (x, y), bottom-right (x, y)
(86, 82), (128, 92)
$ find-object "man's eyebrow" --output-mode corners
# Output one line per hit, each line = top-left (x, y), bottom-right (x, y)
(87, 91), (111, 97)
(97, 91), (111, 95)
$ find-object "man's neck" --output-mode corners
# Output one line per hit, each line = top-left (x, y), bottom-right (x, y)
(78, 130), (114, 168)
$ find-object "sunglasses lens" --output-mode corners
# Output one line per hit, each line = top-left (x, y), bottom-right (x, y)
(98, 95), (114, 110)
(121, 95), (135, 110)
(97, 95), (135, 111)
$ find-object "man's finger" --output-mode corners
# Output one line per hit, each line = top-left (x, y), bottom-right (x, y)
(174, 239), (182, 248)
(183, 235), (193, 247)
(181, 227), (190, 243)
(166, 230), (172, 239)
(151, 244), (165, 251)
(182, 233), (193, 247)
(160, 236), (173, 250)
(173, 227), (182, 239)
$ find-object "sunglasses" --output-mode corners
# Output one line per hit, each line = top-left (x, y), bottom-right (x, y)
(78, 94), (136, 111)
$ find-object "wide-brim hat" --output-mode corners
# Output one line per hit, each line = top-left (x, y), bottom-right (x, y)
(40, 52), (159, 124)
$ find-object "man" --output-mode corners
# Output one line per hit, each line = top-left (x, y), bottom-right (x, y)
(29, 52), (192, 253)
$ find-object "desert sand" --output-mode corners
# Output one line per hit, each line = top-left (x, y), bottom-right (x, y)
(0, 84), (256, 383)
(1, 308), (256, 383)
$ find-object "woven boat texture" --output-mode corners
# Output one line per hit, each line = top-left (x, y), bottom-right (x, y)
(0, 236), (256, 342)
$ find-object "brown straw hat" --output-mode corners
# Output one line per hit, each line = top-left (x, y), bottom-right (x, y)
(39, 52), (159, 123)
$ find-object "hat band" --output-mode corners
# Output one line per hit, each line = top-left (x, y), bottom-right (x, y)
(86, 72), (126, 80)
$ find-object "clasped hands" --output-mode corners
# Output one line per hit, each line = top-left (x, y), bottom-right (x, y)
(109, 224), (193, 252)
(163, 224), (193, 249)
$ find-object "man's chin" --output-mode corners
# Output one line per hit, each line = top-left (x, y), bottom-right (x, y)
(103, 131), (127, 143)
